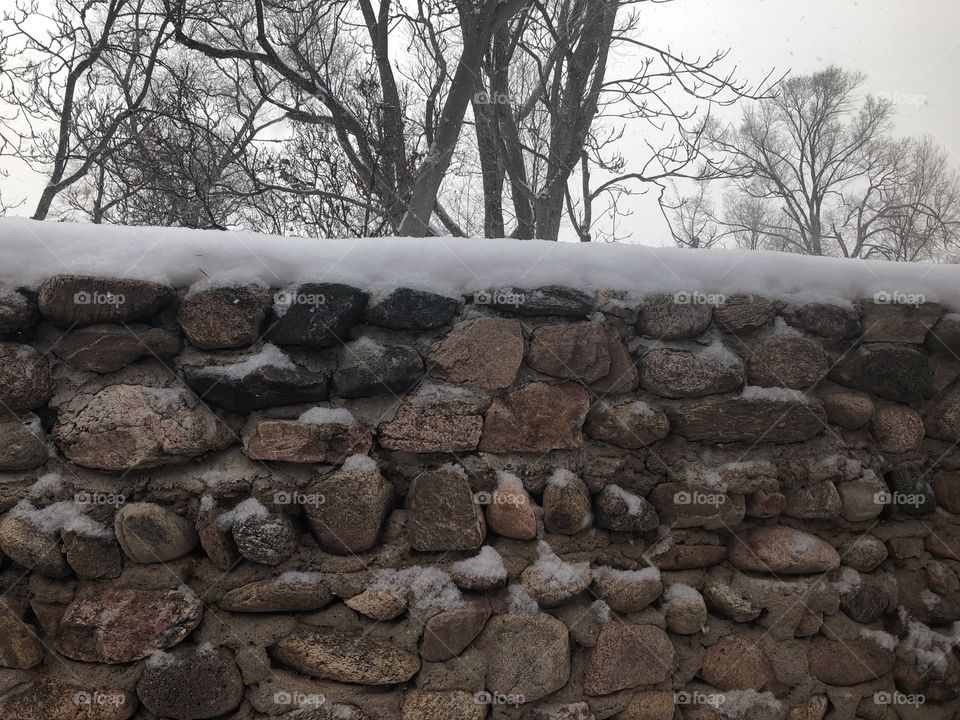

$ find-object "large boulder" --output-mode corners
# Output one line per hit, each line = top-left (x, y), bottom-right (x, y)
(231, 509), (298, 565)
(270, 628), (420, 685)
(728, 526), (840, 574)
(266, 282), (368, 347)
(591, 566), (662, 613)
(364, 287), (461, 330)
(485, 474), (538, 540)
(830, 343), (933, 403)
(527, 322), (611, 383)
(639, 346), (743, 398)
(37, 274), (175, 327)
(672, 392), (826, 444)
(177, 283), (273, 349)
(305, 466), (393, 554)
(926, 312), (960, 356)
(54, 586), (203, 663)
(52, 324), (181, 373)
(427, 317), (524, 390)
(480, 382), (590, 453)
(332, 339), (423, 398)
(584, 623), (676, 695)
(408, 467), (485, 551)
(55, 384), (232, 470)
(136, 646), (244, 719)
(482, 613), (570, 704)
(0, 342), (52, 413)
(819, 386), (874, 428)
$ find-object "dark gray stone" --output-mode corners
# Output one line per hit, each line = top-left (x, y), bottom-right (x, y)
(232, 512), (298, 565)
(782, 302), (861, 338)
(137, 646), (244, 720)
(332, 341), (424, 398)
(830, 343), (933, 403)
(842, 585), (889, 623)
(364, 287), (461, 329)
(487, 285), (594, 317)
(885, 469), (937, 516)
(184, 363), (329, 413)
(594, 485), (659, 532)
(672, 394), (826, 444)
(266, 283), (368, 348)
(0, 287), (38, 335)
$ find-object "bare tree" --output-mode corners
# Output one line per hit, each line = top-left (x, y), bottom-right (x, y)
(661, 181), (720, 248)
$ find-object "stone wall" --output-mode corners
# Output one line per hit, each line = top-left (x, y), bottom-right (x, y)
(1, 275), (959, 720)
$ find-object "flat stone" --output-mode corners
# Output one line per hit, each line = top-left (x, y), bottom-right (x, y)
(584, 400), (670, 449)
(782, 302), (860, 338)
(672, 394), (826, 444)
(55, 384), (232, 470)
(0, 287), (37, 335)
(0, 343), (51, 413)
(925, 379), (960, 441)
(63, 529), (122, 579)
(332, 341), (423, 398)
(830, 343), (933, 403)
(0, 415), (47, 471)
(401, 690), (486, 720)
(713, 295), (776, 335)
(728, 526), (840, 574)
(379, 394), (483, 453)
(489, 285), (594, 317)
(637, 293), (712, 339)
(114, 502), (198, 564)
(482, 613), (570, 704)
(137, 646), (244, 719)
(408, 468), (485, 551)
(266, 282), (368, 348)
(0, 678), (137, 720)
(932, 470), (960, 514)
(542, 473), (592, 535)
(219, 572), (333, 612)
(639, 347), (744, 398)
(595, 484), (659, 532)
(872, 404), (925, 453)
(0, 511), (69, 577)
(926, 312), (960, 356)
(527, 322), (611, 382)
(420, 599), (490, 661)
(184, 360), (329, 413)
(584, 623), (676, 695)
(52, 324), (181, 373)
(807, 637), (895, 685)
(480, 382), (590, 453)
(748, 334), (827, 389)
(592, 566), (662, 613)
(305, 467), (393, 554)
(485, 480), (537, 540)
(38, 275), (175, 327)
(271, 628), (420, 685)
(861, 301), (942, 343)
(701, 635), (772, 690)
(232, 511), (298, 565)
(178, 284), (273, 349)
(54, 586), (202, 663)
(364, 288), (461, 330)
(245, 418), (372, 463)
(784, 481), (841, 519)
(0, 600), (42, 669)
(345, 588), (407, 621)
(427, 317), (524, 390)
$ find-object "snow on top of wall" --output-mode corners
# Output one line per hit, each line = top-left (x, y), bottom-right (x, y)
(2, 218), (958, 307)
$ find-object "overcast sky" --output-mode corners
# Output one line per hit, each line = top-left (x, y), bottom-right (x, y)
(2, 0), (958, 244)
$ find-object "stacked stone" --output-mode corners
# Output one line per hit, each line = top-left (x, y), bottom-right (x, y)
(0, 275), (958, 720)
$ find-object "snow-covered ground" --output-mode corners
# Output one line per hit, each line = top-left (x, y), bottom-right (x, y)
(1, 218), (957, 307)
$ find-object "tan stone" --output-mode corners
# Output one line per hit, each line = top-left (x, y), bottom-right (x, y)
(304, 468), (392, 553)
(114, 502), (198, 564)
(728, 526), (840, 574)
(271, 628), (420, 685)
(379, 394), (483, 453)
(584, 623), (676, 695)
(0, 678), (137, 720)
(807, 637), (895, 685)
(701, 635), (772, 690)
(245, 418), (372, 463)
(402, 691), (486, 720)
(872, 404), (925, 453)
(483, 613), (570, 704)
(428, 317), (524, 389)
(0, 342), (51, 413)
(819, 385), (874, 428)
(584, 400), (670, 449)
(420, 599), (490, 662)
(613, 691), (675, 720)
(408, 467), (486, 552)
(485, 480), (537, 540)
(480, 382), (590, 453)
(0, 600), (43, 669)
(345, 588), (407, 621)
(177, 284), (272, 349)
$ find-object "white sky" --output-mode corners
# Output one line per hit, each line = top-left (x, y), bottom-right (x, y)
(2, 0), (958, 244)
